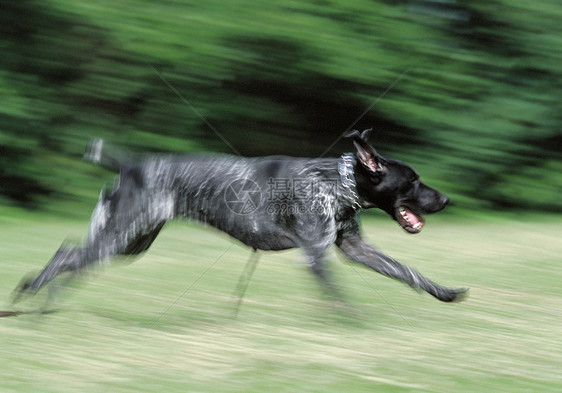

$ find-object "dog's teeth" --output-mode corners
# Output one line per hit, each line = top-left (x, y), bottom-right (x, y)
(413, 222), (423, 230)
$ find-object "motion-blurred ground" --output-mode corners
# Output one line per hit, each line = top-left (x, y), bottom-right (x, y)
(1, 215), (561, 392)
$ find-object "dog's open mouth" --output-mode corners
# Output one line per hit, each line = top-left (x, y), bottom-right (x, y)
(396, 206), (424, 234)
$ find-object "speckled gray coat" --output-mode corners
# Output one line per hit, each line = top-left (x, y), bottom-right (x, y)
(15, 134), (467, 304)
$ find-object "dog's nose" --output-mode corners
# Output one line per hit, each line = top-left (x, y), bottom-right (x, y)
(441, 194), (450, 207)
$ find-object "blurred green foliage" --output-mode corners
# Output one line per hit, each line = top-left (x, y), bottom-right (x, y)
(0, 0), (560, 213)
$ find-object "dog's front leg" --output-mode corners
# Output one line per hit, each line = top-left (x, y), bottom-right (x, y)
(302, 245), (349, 306)
(336, 233), (467, 302)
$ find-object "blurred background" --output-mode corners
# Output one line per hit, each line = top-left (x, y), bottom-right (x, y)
(0, 0), (560, 216)
(1, 3), (561, 392)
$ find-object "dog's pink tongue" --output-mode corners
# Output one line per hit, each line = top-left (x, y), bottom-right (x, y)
(405, 209), (421, 225)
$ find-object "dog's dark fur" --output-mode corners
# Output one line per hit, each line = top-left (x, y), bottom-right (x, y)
(14, 130), (467, 305)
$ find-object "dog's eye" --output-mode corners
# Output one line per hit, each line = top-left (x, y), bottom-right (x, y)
(406, 170), (419, 184)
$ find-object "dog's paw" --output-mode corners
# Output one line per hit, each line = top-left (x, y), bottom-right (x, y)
(443, 287), (469, 303)
(11, 273), (38, 304)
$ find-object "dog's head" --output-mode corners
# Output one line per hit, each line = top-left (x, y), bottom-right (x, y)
(347, 129), (449, 234)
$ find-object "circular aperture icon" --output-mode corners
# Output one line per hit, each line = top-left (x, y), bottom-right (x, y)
(224, 179), (262, 215)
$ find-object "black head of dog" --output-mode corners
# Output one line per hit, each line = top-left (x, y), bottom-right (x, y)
(347, 129), (449, 234)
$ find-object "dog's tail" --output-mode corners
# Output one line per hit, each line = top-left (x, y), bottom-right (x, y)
(84, 138), (136, 173)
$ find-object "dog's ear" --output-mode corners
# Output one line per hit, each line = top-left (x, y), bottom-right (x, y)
(344, 128), (373, 142)
(344, 129), (361, 140)
(345, 129), (385, 174)
(360, 128), (373, 141)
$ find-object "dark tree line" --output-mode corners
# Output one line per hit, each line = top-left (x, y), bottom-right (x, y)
(1, 0), (560, 212)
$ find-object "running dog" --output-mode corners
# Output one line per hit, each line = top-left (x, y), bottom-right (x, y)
(14, 129), (467, 305)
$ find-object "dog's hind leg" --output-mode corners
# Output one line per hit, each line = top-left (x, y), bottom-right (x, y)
(14, 169), (173, 301)
(336, 232), (468, 302)
(12, 245), (88, 303)
(14, 219), (167, 303)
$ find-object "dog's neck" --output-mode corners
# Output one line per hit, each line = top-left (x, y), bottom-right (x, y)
(338, 153), (361, 211)
(343, 154), (380, 210)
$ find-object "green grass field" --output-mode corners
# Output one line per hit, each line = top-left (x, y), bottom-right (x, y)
(1, 212), (560, 392)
